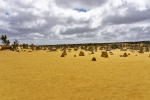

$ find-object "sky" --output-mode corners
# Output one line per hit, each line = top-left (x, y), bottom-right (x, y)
(0, 0), (150, 45)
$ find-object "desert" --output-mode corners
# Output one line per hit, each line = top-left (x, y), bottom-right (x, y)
(1, 0), (150, 99)
(0, 44), (150, 100)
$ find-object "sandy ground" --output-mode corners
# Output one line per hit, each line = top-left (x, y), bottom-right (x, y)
(0, 49), (150, 100)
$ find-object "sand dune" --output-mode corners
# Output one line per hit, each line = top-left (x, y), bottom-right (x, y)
(0, 49), (150, 100)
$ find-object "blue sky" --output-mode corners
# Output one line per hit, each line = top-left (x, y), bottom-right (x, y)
(74, 8), (89, 12)
(0, 0), (150, 45)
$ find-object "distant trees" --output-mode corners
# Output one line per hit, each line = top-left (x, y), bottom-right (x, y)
(0, 35), (10, 45)
(30, 44), (34, 50)
(12, 39), (19, 50)
(111, 44), (118, 49)
(23, 44), (28, 49)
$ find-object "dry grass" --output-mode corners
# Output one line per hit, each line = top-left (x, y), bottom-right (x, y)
(0, 49), (150, 100)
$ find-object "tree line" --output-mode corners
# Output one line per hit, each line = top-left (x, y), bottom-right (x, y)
(0, 35), (35, 50)
(0, 34), (150, 50)
(0, 35), (19, 50)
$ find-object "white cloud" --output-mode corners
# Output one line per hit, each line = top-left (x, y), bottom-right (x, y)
(0, 0), (150, 45)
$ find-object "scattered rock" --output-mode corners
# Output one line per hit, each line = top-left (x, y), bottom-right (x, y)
(92, 57), (96, 61)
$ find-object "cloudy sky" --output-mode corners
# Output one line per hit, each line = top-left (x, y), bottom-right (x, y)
(0, 0), (150, 45)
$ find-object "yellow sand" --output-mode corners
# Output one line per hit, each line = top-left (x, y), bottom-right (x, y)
(0, 49), (150, 100)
